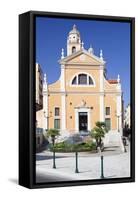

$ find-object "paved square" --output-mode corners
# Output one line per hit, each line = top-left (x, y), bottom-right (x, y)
(36, 145), (130, 183)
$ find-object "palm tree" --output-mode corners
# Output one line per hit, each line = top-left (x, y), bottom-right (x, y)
(47, 129), (60, 145)
(90, 121), (107, 150)
(47, 129), (60, 168)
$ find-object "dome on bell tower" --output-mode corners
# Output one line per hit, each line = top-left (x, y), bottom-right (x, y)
(67, 25), (82, 56)
(69, 24), (80, 36)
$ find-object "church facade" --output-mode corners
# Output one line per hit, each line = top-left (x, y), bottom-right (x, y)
(37, 25), (123, 135)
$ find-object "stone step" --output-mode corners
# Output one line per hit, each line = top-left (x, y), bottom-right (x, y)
(103, 131), (124, 152)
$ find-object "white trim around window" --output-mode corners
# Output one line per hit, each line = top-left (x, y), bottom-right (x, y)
(54, 107), (60, 117)
(105, 106), (111, 116)
(70, 72), (96, 87)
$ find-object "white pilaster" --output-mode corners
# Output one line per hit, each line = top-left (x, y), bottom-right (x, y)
(60, 65), (66, 131)
(60, 65), (65, 92)
(100, 67), (104, 91)
(43, 91), (48, 130)
(75, 108), (79, 132)
(61, 94), (66, 131)
(88, 109), (91, 131)
(99, 66), (105, 122)
(116, 75), (122, 134)
(43, 75), (48, 130)
(116, 94), (122, 134)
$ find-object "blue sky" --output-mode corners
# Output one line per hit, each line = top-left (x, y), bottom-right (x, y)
(36, 17), (131, 107)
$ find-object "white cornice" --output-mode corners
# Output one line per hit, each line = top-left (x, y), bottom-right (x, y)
(64, 65), (104, 70)
(59, 49), (105, 65)
(48, 91), (122, 95)
(65, 63), (104, 66)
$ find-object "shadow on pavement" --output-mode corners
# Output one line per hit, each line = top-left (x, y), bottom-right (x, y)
(104, 175), (117, 178)
(104, 149), (116, 152)
(79, 170), (92, 173)
(8, 178), (18, 185)
(36, 154), (66, 161)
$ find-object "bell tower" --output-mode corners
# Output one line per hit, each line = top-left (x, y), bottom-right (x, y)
(67, 24), (82, 56)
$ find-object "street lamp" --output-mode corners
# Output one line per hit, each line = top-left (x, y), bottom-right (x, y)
(98, 147), (104, 179)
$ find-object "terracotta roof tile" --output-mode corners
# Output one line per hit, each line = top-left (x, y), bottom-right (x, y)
(108, 80), (118, 84)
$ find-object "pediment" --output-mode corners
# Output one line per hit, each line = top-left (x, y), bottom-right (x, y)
(59, 50), (105, 66)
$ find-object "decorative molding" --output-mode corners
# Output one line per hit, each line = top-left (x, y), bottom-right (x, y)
(79, 54), (85, 61)
(61, 48), (64, 59)
(100, 49), (103, 60)
(62, 63), (104, 67)
(48, 91), (122, 95)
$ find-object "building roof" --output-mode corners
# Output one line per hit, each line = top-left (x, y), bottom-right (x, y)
(108, 79), (118, 84)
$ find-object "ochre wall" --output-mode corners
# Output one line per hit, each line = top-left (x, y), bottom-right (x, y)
(46, 52), (119, 131)
(48, 79), (60, 92)
(66, 94), (100, 131)
(104, 94), (117, 130)
(48, 94), (61, 128)
(47, 94), (118, 131)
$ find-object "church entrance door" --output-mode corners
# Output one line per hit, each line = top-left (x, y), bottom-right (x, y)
(79, 112), (88, 131)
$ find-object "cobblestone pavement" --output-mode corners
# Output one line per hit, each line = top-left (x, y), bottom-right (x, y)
(36, 145), (130, 183)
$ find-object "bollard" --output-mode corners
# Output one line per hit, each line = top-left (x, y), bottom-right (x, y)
(124, 146), (127, 153)
(75, 151), (79, 173)
(53, 150), (56, 169)
(100, 155), (104, 179)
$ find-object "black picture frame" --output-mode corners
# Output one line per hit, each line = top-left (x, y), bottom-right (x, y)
(19, 10), (135, 189)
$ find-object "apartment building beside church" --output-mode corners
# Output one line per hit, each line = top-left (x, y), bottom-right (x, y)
(36, 25), (123, 135)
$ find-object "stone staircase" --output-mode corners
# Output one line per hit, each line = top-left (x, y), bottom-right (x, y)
(103, 130), (124, 152)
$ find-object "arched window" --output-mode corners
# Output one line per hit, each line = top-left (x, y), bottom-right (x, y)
(72, 76), (77, 85)
(78, 74), (87, 85)
(71, 73), (95, 86)
(89, 76), (93, 85)
(72, 46), (76, 53)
